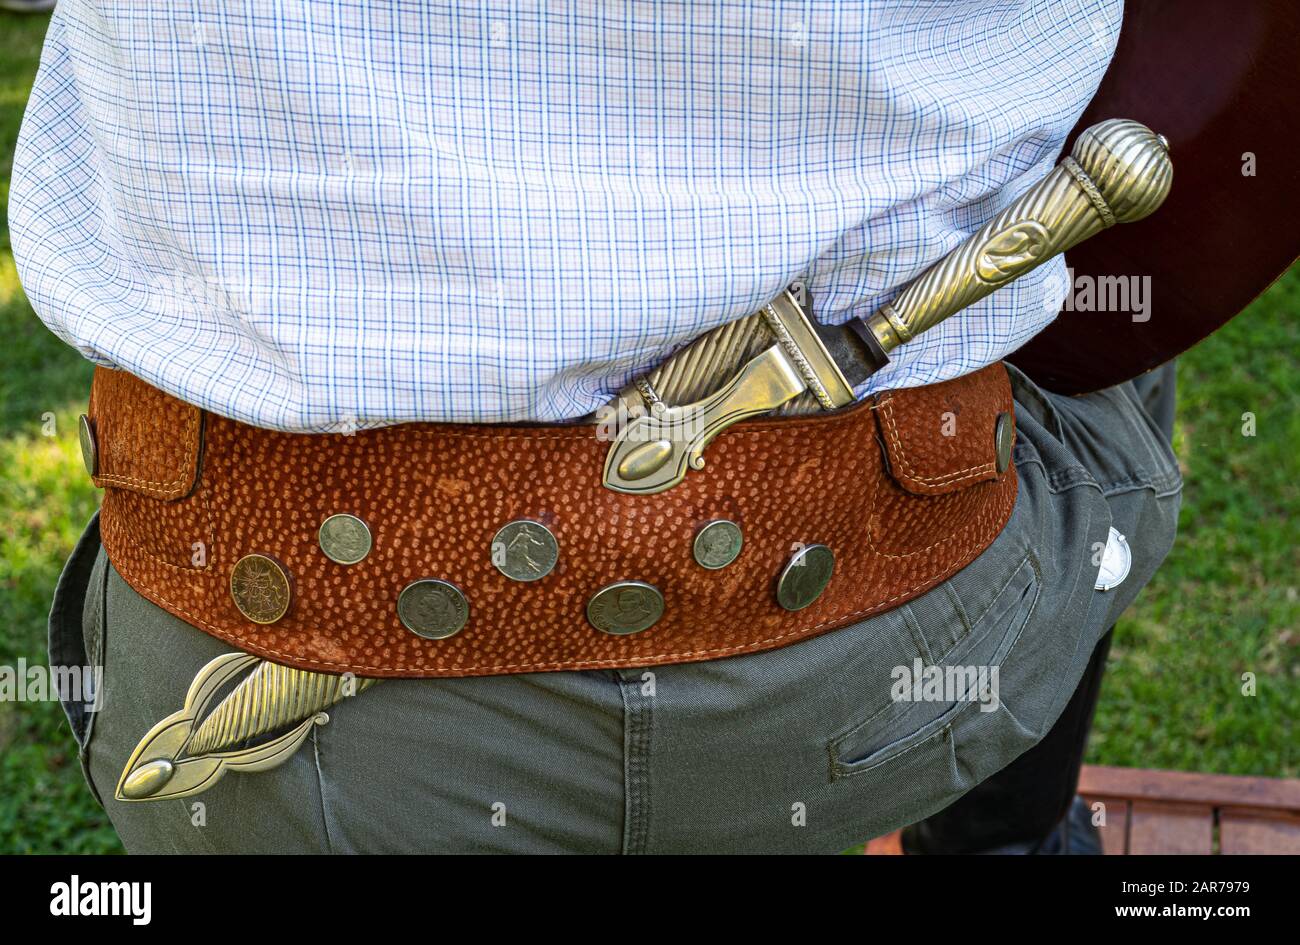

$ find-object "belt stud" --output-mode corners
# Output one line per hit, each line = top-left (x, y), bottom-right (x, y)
(318, 513), (372, 565)
(587, 581), (664, 635)
(994, 412), (1014, 475)
(230, 553), (294, 624)
(398, 578), (470, 640)
(776, 544), (835, 611)
(693, 520), (743, 570)
(491, 519), (559, 582)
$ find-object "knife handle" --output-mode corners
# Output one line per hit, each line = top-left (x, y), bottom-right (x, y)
(863, 119), (1173, 353)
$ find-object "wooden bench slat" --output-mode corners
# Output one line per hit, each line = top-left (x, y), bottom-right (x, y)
(1128, 801), (1213, 855)
(1081, 794), (1131, 855)
(1219, 808), (1300, 855)
(862, 768), (1300, 854)
(1079, 765), (1300, 812)
(863, 831), (904, 855)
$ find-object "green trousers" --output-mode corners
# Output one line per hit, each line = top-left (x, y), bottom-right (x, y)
(51, 364), (1182, 853)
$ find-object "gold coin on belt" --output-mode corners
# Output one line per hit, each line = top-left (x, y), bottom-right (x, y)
(318, 513), (372, 565)
(230, 553), (294, 624)
(586, 581), (664, 635)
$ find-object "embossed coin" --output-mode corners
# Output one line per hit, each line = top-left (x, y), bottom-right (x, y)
(693, 519), (743, 570)
(318, 513), (372, 565)
(491, 519), (559, 582)
(398, 579), (470, 640)
(587, 581), (664, 635)
(776, 544), (835, 611)
(78, 414), (97, 477)
(994, 412), (1014, 475)
(230, 553), (294, 624)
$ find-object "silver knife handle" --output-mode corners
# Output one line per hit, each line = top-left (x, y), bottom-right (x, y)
(864, 119), (1173, 352)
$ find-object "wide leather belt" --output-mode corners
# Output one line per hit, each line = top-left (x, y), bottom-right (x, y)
(84, 363), (1017, 678)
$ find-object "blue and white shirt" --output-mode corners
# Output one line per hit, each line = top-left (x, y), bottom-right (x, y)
(11, 0), (1122, 431)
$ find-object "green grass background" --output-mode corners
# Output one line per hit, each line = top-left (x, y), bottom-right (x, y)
(1, 12), (1295, 854)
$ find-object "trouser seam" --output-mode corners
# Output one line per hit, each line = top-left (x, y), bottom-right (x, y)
(618, 672), (652, 855)
(1099, 476), (1184, 499)
(1015, 453), (1181, 500)
(310, 728), (336, 854)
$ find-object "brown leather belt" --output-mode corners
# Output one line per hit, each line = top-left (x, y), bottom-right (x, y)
(85, 363), (1017, 678)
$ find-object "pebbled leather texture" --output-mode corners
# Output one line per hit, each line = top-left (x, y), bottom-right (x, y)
(91, 364), (1017, 678)
(87, 366), (202, 501)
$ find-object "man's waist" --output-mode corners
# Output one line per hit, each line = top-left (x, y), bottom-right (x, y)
(82, 362), (1018, 678)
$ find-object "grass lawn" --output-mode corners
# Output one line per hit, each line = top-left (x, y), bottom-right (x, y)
(1, 11), (113, 853)
(1089, 281), (1300, 777)
(0, 12), (1295, 854)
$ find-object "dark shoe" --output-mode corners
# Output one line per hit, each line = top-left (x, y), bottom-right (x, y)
(901, 795), (1102, 855)
(1029, 795), (1103, 855)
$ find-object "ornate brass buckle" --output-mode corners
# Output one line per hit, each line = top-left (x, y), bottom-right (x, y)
(116, 652), (376, 802)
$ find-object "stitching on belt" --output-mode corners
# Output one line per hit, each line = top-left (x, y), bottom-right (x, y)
(865, 449), (1015, 561)
(877, 393), (997, 486)
(93, 404), (200, 494)
(93, 365), (1018, 677)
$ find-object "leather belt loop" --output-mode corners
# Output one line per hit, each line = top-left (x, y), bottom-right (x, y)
(87, 367), (203, 501)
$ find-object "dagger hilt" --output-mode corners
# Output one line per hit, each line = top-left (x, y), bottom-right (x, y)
(862, 119), (1173, 353)
(601, 119), (1173, 495)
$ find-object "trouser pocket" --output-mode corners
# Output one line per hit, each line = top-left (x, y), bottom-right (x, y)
(47, 510), (108, 804)
(830, 552), (1041, 778)
(819, 364), (1182, 839)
